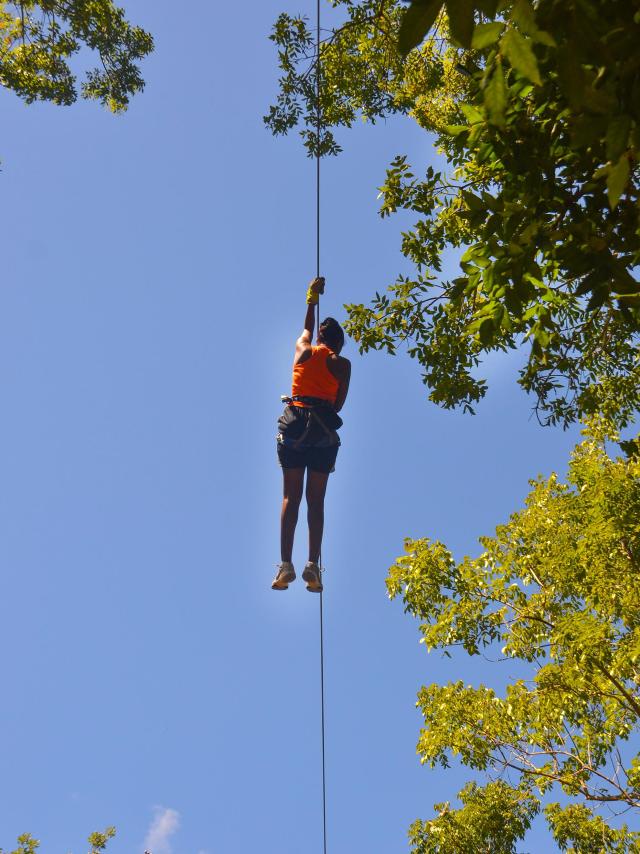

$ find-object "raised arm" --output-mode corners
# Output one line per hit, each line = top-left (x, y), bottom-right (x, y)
(300, 302), (316, 344)
(296, 277), (325, 351)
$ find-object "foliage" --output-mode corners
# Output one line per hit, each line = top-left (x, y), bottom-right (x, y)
(0, 827), (115, 854)
(0, 835), (40, 854)
(546, 803), (639, 853)
(385, 421), (640, 849)
(266, 0), (640, 427)
(0, 1), (153, 112)
(88, 827), (116, 853)
(266, 1), (406, 156)
(408, 780), (539, 853)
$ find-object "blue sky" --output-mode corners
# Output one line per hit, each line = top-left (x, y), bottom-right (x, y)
(0, 1), (585, 851)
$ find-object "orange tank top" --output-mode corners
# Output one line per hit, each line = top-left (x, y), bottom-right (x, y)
(291, 345), (339, 406)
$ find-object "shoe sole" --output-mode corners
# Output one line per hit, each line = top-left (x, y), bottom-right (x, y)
(302, 568), (323, 593)
(271, 573), (296, 591)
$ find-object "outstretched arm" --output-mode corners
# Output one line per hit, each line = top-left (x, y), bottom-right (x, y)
(297, 277), (325, 349)
(301, 302), (316, 344)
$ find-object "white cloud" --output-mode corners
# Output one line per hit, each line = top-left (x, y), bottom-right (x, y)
(143, 806), (180, 854)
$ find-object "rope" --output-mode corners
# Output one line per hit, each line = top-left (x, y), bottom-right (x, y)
(319, 571), (327, 854)
(316, 0), (321, 284)
(315, 2), (327, 853)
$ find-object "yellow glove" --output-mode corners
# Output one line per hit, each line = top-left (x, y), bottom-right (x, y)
(306, 276), (325, 305)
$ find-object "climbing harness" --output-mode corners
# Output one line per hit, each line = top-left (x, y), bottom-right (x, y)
(279, 395), (343, 450)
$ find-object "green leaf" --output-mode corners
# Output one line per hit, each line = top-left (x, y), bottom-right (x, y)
(557, 52), (586, 107)
(484, 59), (507, 126)
(444, 123), (469, 136)
(532, 29), (556, 47)
(460, 102), (484, 124)
(606, 115), (631, 162)
(472, 22), (504, 50)
(478, 317), (495, 344)
(398, 0), (444, 58)
(582, 86), (615, 114)
(607, 154), (630, 209)
(511, 0), (536, 33)
(461, 190), (485, 211)
(510, 0), (556, 45)
(501, 29), (541, 85)
(446, 0), (475, 49)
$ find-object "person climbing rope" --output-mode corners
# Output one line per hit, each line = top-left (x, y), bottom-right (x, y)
(272, 276), (351, 592)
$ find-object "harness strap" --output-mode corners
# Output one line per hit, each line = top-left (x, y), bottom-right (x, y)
(282, 394), (336, 408)
(292, 417), (313, 450)
(309, 408), (333, 439)
(288, 407), (334, 449)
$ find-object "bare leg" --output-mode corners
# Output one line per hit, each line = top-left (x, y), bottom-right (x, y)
(306, 469), (330, 564)
(281, 467), (305, 563)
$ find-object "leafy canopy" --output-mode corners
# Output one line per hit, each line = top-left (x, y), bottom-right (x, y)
(387, 421), (640, 850)
(266, 0), (640, 427)
(408, 780), (540, 853)
(0, 1), (153, 112)
(0, 827), (115, 854)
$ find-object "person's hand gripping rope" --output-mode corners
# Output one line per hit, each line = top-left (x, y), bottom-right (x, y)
(306, 276), (325, 305)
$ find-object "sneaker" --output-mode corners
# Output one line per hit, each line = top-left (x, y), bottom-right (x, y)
(302, 561), (323, 593)
(271, 562), (296, 590)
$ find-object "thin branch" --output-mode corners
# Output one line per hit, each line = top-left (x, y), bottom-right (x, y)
(592, 661), (640, 719)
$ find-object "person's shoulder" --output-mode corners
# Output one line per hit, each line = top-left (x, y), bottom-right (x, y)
(295, 340), (312, 363)
(296, 336), (313, 353)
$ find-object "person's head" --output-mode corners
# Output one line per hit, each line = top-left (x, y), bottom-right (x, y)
(318, 317), (345, 354)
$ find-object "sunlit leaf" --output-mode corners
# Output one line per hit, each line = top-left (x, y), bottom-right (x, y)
(472, 21), (504, 50)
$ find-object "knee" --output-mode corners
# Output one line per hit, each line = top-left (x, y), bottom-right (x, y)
(283, 493), (302, 513)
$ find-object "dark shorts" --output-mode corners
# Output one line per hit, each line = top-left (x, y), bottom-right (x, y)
(277, 441), (339, 474)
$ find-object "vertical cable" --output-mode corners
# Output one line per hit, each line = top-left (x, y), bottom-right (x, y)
(316, 0), (321, 283)
(319, 578), (326, 854)
(316, 3), (327, 854)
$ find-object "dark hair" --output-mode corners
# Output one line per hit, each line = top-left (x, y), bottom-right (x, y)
(318, 317), (345, 351)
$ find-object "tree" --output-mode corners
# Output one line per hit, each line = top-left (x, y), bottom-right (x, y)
(0, 1), (153, 112)
(266, 0), (640, 427)
(408, 781), (539, 853)
(266, 3), (640, 849)
(0, 827), (115, 854)
(0, 835), (39, 854)
(87, 827), (116, 853)
(385, 421), (640, 850)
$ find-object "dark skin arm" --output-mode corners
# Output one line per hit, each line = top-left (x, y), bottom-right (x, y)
(294, 277), (351, 412)
(295, 278), (323, 358)
(296, 302), (317, 351)
(331, 357), (351, 412)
